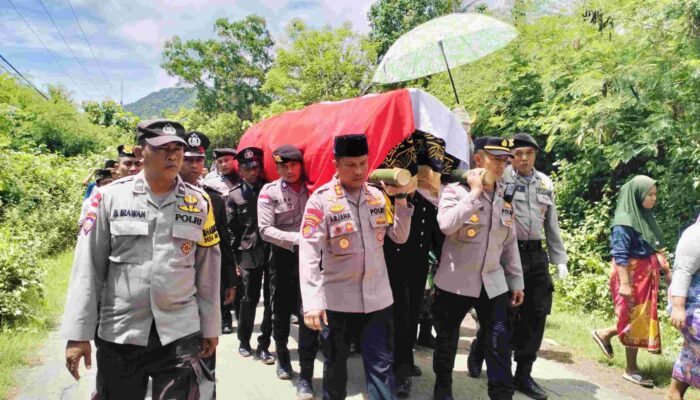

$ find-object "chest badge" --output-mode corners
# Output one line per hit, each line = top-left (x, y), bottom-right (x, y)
(333, 225), (343, 236)
(375, 216), (387, 225)
(470, 214), (480, 223)
(181, 241), (192, 255)
(376, 231), (385, 243)
(504, 202), (512, 209)
(345, 222), (354, 233)
(367, 195), (382, 206)
(330, 203), (345, 213)
(339, 238), (351, 249)
(179, 195), (201, 213)
(466, 228), (477, 238)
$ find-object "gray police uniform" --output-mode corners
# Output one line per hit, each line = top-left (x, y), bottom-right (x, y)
(61, 172), (222, 399)
(299, 176), (413, 399)
(503, 164), (567, 368)
(433, 181), (523, 400)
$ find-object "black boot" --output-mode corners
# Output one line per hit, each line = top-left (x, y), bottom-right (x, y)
(276, 347), (293, 380)
(433, 374), (453, 400)
(238, 341), (252, 357)
(255, 346), (276, 365)
(417, 321), (436, 349)
(396, 376), (412, 398)
(296, 377), (314, 400)
(515, 362), (548, 400)
(467, 339), (483, 378)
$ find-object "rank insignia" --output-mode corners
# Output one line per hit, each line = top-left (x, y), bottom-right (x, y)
(470, 214), (480, 223)
(179, 195), (201, 213)
(466, 228), (477, 238)
(334, 185), (344, 197)
(181, 241), (192, 255)
(339, 238), (351, 249)
(375, 216), (387, 225)
(504, 202), (512, 209)
(330, 203), (345, 213)
(367, 195), (382, 206)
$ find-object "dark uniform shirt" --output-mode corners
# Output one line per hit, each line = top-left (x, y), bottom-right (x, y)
(203, 183), (238, 289)
(228, 180), (266, 269)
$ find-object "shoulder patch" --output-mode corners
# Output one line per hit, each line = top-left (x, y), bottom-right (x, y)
(197, 194), (220, 247)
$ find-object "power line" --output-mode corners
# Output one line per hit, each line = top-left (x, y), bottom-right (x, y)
(36, 0), (107, 98)
(6, 0), (89, 99)
(0, 52), (49, 100)
(65, 0), (113, 91)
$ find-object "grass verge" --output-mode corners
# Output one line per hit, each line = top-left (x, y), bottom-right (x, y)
(546, 303), (699, 399)
(0, 251), (73, 399)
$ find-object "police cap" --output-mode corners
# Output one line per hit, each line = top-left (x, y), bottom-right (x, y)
(483, 137), (515, 158)
(117, 144), (137, 158)
(235, 147), (263, 168)
(136, 119), (187, 147)
(181, 131), (210, 157)
(213, 148), (237, 159)
(334, 134), (368, 158)
(104, 159), (117, 169)
(512, 132), (540, 150)
(473, 136), (490, 152)
(94, 169), (113, 183)
(272, 144), (303, 164)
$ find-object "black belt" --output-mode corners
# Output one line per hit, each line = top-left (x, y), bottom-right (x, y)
(518, 240), (543, 252)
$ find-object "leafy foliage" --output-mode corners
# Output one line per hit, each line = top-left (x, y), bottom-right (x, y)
(162, 16), (274, 119)
(83, 99), (140, 135)
(124, 87), (196, 119)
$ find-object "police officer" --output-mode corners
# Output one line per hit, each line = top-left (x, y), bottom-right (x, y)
(299, 133), (413, 400)
(61, 119), (222, 400)
(230, 147), (275, 364)
(384, 190), (443, 397)
(433, 137), (524, 400)
(205, 148), (239, 196)
(77, 169), (114, 227)
(115, 144), (143, 178)
(258, 144), (319, 398)
(503, 132), (568, 400)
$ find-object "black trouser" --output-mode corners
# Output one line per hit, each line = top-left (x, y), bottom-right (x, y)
(321, 306), (395, 400)
(269, 246), (319, 377)
(386, 251), (430, 379)
(237, 265), (273, 349)
(222, 286), (233, 328)
(95, 324), (201, 400)
(433, 286), (514, 400)
(513, 243), (553, 367)
(199, 351), (216, 399)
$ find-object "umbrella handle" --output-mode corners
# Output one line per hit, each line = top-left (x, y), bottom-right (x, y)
(439, 40), (460, 105)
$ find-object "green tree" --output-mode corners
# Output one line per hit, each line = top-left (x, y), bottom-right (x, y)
(82, 100), (140, 134)
(161, 16), (274, 120)
(261, 20), (378, 114)
(367, 0), (452, 58)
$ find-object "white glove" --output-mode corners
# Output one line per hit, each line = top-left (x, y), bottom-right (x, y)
(556, 263), (569, 280)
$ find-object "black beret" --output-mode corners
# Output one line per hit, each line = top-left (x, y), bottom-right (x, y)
(512, 132), (539, 150)
(272, 144), (303, 163)
(136, 119), (187, 146)
(213, 148), (237, 159)
(103, 159), (117, 169)
(473, 136), (490, 152)
(334, 134), (368, 157)
(235, 147), (263, 167)
(483, 137), (515, 158)
(94, 169), (113, 182)
(117, 144), (137, 158)
(180, 131), (211, 157)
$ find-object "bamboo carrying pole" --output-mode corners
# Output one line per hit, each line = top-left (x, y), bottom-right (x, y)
(368, 168), (412, 186)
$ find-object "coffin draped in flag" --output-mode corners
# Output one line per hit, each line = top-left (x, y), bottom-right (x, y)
(238, 88), (470, 193)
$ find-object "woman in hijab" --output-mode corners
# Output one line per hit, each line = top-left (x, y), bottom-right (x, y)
(666, 215), (700, 400)
(591, 175), (671, 387)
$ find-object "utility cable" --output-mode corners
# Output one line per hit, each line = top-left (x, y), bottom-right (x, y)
(0, 52), (49, 100)
(65, 0), (113, 90)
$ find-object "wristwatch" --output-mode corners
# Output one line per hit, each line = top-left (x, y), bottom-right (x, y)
(395, 193), (408, 199)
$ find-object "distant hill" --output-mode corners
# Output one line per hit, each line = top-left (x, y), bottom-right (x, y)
(125, 87), (196, 119)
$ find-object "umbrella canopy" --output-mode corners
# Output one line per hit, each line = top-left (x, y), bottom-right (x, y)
(372, 13), (518, 85)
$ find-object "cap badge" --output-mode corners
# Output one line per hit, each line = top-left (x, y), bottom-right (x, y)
(508, 139), (514, 147)
(187, 134), (201, 147)
(501, 139), (508, 147)
(122, 145), (134, 154)
(273, 154), (283, 163)
(470, 214), (480, 223)
(244, 149), (254, 159)
(162, 124), (177, 135)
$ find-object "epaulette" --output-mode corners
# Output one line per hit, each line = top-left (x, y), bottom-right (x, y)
(184, 181), (206, 195)
(537, 172), (553, 191)
(111, 175), (135, 185)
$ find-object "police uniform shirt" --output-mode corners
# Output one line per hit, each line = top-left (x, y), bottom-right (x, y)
(258, 178), (309, 251)
(502, 165), (567, 265)
(299, 176), (414, 314)
(228, 180), (266, 268)
(60, 172), (222, 346)
(435, 182), (524, 298)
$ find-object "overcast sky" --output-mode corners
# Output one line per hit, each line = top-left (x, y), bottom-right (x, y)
(0, 0), (380, 104)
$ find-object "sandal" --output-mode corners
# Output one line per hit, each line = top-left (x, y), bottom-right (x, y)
(590, 330), (614, 359)
(622, 372), (654, 388)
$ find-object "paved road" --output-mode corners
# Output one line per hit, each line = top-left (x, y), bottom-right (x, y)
(13, 303), (662, 400)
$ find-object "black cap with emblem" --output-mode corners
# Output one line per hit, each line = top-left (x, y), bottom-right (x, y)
(483, 137), (515, 158)
(334, 134), (368, 158)
(94, 168), (113, 183)
(272, 144), (303, 164)
(235, 147), (263, 168)
(117, 144), (137, 158)
(180, 131), (210, 157)
(136, 119), (187, 147)
(512, 132), (540, 150)
(213, 148), (237, 159)
(473, 136), (491, 153)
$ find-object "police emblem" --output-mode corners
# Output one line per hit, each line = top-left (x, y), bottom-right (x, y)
(179, 195), (201, 213)
(466, 228), (477, 238)
(504, 202), (512, 209)
(330, 203), (345, 213)
(273, 154), (283, 163)
(339, 238), (351, 249)
(375, 216), (386, 225)
(122, 145), (134, 154)
(470, 214), (480, 223)
(181, 241), (192, 255)
(162, 124), (176, 135)
(244, 149), (254, 159)
(501, 139), (508, 147)
(187, 134), (201, 147)
(82, 212), (97, 235)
